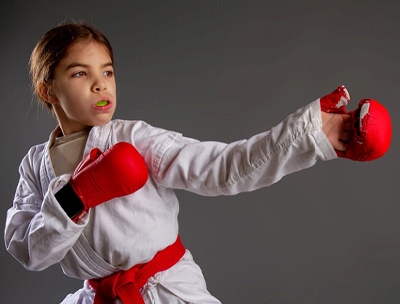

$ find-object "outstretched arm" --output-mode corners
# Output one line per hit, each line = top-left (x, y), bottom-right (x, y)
(151, 99), (337, 196)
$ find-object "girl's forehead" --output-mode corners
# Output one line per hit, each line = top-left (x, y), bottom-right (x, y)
(63, 41), (112, 62)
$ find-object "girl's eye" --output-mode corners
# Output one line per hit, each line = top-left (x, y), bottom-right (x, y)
(72, 71), (86, 77)
(104, 70), (114, 77)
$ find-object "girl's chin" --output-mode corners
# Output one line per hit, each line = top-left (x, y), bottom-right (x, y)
(93, 117), (113, 126)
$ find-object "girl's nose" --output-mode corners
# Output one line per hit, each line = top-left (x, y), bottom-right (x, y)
(92, 77), (106, 92)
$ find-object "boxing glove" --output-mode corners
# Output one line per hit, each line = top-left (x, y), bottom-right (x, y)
(341, 99), (392, 161)
(320, 86), (392, 161)
(56, 142), (148, 220)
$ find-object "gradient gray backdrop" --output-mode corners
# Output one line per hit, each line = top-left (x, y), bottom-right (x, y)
(1, 1), (399, 303)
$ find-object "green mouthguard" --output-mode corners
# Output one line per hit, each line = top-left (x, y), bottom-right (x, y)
(96, 100), (108, 106)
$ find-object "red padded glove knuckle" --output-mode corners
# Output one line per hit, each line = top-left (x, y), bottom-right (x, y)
(70, 142), (149, 209)
(346, 99), (392, 161)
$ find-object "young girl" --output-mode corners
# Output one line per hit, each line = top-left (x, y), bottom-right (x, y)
(5, 22), (388, 304)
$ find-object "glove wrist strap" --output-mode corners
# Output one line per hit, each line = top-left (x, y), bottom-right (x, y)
(55, 182), (86, 222)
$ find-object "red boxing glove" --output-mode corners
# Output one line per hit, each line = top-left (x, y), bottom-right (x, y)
(320, 86), (392, 161)
(343, 99), (392, 161)
(70, 142), (148, 209)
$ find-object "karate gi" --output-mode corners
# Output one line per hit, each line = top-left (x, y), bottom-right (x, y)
(5, 100), (337, 303)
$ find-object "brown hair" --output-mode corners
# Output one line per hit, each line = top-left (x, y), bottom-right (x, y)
(29, 21), (114, 110)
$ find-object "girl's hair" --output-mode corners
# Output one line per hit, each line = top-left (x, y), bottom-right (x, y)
(30, 21), (113, 110)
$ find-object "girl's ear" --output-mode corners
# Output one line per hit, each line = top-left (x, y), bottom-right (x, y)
(37, 82), (57, 105)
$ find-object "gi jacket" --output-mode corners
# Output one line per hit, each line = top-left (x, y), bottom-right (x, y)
(5, 100), (336, 280)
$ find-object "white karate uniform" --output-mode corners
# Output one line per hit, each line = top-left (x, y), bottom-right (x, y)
(4, 100), (337, 303)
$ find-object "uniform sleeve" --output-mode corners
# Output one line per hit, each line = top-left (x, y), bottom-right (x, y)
(4, 147), (89, 271)
(152, 100), (337, 196)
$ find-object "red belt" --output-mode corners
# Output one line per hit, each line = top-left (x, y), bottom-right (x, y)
(89, 236), (185, 304)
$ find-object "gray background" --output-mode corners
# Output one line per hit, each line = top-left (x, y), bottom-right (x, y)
(1, 0), (399, 303)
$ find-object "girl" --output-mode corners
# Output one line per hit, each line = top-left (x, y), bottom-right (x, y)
(5, 22), (368, 304)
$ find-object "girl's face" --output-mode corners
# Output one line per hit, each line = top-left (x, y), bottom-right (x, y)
(49, 41), (116, 135)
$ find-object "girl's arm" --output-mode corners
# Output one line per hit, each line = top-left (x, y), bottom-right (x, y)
(4, 148), (87, 271)
(152, 99), (337, 196)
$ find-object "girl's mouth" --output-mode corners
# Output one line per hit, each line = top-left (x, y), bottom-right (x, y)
(93, 99), (112, 111)
(95, 100), (109, 107)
